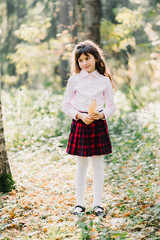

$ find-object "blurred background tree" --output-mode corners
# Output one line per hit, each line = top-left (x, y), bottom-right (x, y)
(0, 0), (159, 97)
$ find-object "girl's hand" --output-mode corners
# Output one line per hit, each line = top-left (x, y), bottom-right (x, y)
(90, 112), (105, 120)
(76, 113), (94, 125)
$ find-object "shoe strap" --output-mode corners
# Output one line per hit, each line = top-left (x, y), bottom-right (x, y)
(93, 206), (104, 211)
(75, 205), (85, 211)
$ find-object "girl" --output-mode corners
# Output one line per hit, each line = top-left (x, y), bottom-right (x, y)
(62, 40), (116, 217)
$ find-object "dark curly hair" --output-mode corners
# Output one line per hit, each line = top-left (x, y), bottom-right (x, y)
(70, 40), (116, 89)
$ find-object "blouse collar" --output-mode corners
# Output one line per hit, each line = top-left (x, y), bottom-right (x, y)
(79, 69), (100, 78)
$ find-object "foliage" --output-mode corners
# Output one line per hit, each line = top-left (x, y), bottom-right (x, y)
(0, 87), (159, 239)
(0, 173), (15, 193)
(0, 0), (160, 91)
(0, 0), (72, 89)
(2, 87), (68, 152)
(101, 1), (160, 88)
(7, 3), (72, 88)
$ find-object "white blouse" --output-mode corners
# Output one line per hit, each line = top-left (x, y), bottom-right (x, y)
(62, 69), (116, 120)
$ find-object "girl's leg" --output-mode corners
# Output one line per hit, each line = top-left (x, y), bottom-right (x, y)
(91, 155), (104, 207)
(75, 156), (89, 210)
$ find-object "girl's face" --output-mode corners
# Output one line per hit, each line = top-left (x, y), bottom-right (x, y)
(78, 53), (96, 73)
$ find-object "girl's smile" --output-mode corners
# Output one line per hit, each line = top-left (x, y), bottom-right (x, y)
(78, 53), (96, 73)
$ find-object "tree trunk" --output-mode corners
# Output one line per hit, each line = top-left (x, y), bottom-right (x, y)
(0, 91), (14, 193)
(59, 0), (70, 87)
(68, 0), (78, 42)
(75, 0), (85, 42)
(84, 0), (101, 44)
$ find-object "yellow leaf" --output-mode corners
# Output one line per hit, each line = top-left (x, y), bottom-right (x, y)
(10, 189), (16, 195)
(43, 227), (48, 232)
(113, 212), (120, 217)
(9, 212), (16, 219)
(122, 211), (131, 217)
(88, 100), (97, 114)
(48, 220), (54, 223)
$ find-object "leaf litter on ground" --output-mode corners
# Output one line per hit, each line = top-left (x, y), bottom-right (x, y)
(0, 88), (160, 239)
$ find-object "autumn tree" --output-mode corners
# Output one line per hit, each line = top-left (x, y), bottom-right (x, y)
(0, 91), (14, 193)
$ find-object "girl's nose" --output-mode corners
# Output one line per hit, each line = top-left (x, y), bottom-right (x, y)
(83, 61), (87, 65)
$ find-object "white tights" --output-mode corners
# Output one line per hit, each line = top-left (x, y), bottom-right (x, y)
(76, 155), (104, 208)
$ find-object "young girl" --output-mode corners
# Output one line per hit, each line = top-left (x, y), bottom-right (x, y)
(62, 40), (116, 217)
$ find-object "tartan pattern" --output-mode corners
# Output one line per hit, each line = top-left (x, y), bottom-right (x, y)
(67, 119), (112, 156)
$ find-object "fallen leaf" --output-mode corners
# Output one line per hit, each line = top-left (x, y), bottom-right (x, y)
(122, 212), (131, 217)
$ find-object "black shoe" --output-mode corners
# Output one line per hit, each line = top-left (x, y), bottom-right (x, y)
(71, 205), (85, 215)
(92, 206), (106, 217)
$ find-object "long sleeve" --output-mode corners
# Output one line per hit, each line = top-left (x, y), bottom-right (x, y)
(62, 77), (79, 120)
(102, 80), (116, 119)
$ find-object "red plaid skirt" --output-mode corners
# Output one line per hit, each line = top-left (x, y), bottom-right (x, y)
(67, 119), (112, 156)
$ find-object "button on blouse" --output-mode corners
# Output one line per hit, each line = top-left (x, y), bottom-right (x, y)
(62, 70), (116, 120)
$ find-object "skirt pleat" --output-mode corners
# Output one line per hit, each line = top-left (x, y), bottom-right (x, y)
(67, 119), (112, 157)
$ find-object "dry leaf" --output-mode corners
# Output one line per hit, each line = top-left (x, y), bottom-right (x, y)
(88, 100), (97, 114)
(122, 212), (131, 217)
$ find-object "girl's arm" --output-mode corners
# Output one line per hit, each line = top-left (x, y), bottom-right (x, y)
(90, 80), (116, 120)
(62, 77), (79, 120)
(102, 79), (116, 119)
